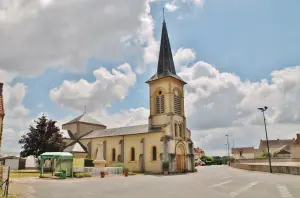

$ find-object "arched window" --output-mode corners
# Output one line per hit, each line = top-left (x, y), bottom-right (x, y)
(112, 148), (116, 161)
(155, 90), (165, 114)
(174, 89), (181, 115)
(179, 124), (183, 138)
(174, 123), (178, 137)
(152, 146), (157, 161)
(131, 147), (135, 161)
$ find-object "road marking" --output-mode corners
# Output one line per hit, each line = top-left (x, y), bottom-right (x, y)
(277, 185), (294, 198)
(210, 180), (232, 187)
(229, 182), (258, 197)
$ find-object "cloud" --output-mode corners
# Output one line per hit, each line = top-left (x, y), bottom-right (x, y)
(174, 48), (196, 70)
(2, 128), (25, 152)
(91, 107), (149, 128)
(0, 69), (30, 117)
(0, 0), (152, 75)
(49, 63), (136, 113)
(178, 61), (300, 130)
(165, 3), (178, 12)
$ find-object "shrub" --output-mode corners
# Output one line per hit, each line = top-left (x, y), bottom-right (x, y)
(123, 167), (129, 172)
(111, 162), (128, 171)
(83, 172), (92, 177)
(162, 161), (169, 171)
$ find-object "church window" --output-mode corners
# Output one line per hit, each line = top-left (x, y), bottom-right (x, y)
(174, 123), (178, 137)
(155, 90), (165, 114)
(112, 148), (116, 161)
(152, 146), (157, 161)
(174, 90), (181, 115)
(131, 147), (135, 161)
(179, 124), (183, 138)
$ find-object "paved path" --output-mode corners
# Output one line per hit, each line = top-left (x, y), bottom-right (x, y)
(10, 166), (300, 198)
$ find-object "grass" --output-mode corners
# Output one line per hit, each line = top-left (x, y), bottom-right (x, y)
(0, 190), (18, 198)
(10, 172), (52, 178)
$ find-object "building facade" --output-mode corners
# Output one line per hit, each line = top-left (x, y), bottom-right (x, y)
(232, 147), (255, 159)
(62, 19), (195, 173)
(194, 148), (205, 159)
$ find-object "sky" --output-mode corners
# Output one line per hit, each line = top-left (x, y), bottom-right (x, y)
(1, 0), (300, 156)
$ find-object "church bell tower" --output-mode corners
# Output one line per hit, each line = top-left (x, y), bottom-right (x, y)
(146, 19), (187, 139)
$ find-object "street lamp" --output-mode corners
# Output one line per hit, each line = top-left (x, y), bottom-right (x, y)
(225, 135), (230, 166)
(258, 106), (272, 173)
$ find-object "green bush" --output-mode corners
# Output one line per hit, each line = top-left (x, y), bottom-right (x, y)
(74, 172), (91, 178)
(84, 159), (94, 167)
(162, 161), (169, 170)
(83, 172), (92, 177)
(111, 162), (128, 171)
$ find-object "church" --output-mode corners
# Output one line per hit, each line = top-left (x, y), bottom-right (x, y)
(62, 19), (195, 173)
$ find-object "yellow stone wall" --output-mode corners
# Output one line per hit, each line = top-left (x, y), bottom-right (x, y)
(148, 77), (186, 137)
(73, 152), (88, 158)
(87, 131), (163, 172)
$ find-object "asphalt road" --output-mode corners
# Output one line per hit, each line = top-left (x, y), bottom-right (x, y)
(11, 166), (300, 198)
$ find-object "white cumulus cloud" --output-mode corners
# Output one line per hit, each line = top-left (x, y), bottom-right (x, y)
(49, 63), (137, 113)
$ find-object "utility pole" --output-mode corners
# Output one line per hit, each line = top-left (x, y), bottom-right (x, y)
(225, 134), (230, 166)
(258, 106), (272, 173)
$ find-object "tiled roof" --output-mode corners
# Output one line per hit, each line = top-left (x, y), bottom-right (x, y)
(259, 139), (295, 149)
(232, 147), (255, 153)
(64, 113), (105, 126)
(194, 148), (204, 153)
(63, 142), (87, 153)
(81, 124), (161, 139)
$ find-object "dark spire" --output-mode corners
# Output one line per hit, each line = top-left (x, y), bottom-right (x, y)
(157, 20), (176, 76)
(146, 19), (186, 84)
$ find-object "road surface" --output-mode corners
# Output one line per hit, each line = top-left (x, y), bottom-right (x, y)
(11, 166), (300, 198)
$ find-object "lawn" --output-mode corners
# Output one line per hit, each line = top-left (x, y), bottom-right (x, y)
(10, 170), (51, 178)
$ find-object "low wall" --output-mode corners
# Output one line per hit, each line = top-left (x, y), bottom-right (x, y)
(231, 163), (300, 175)
(234, 158), (300, 164)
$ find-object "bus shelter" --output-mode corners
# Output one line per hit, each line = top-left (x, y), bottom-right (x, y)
(40, 152), (74, 178)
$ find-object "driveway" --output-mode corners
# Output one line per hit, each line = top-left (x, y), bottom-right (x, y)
(11, 166), (300, 198)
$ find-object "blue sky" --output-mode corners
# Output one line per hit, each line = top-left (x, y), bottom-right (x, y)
(2, 0), (300, 155)
(17, 0), (300, 118)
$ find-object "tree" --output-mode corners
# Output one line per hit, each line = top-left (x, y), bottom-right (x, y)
(19, 115), (66, 158)
(200, 155), (215, 165)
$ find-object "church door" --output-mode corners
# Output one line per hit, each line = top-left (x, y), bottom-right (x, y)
(176, 144), (185, 172)
(176, 155), (183, 172)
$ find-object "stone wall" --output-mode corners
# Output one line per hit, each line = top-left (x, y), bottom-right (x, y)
(234, 157), (300, 164)
(231, 163), (300, 175)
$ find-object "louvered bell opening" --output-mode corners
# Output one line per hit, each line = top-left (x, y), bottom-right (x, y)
(161, 95), (165, 113)
(156, 96), (160, 114)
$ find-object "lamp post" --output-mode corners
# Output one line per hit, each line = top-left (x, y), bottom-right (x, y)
(258, 106), (272, 173)
(225, 135), (230, 166)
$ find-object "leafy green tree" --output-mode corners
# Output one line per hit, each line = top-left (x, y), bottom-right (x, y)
(212, 156), (222, 165)
(19, 115), (66, 158)
(200, 155), (215, 165)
